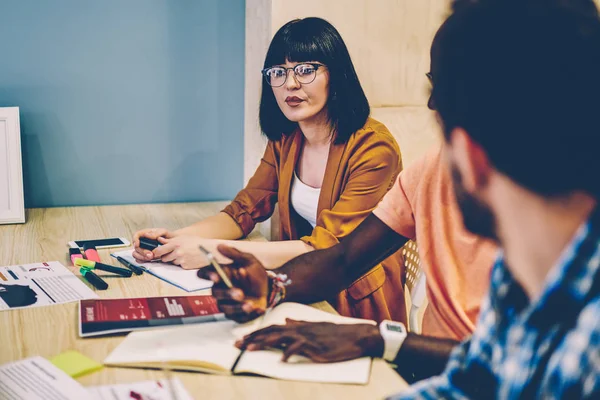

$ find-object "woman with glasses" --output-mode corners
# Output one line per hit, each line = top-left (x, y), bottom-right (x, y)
(132, 17), (406, 323)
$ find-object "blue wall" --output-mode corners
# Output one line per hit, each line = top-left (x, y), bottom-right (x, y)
(0, 0), (245, 207)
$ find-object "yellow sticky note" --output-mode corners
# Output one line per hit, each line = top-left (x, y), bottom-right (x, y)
(50, 350), (103, 378)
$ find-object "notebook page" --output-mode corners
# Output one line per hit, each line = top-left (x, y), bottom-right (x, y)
(231, 302), (376, 340)
(260, 302), (377, 326)
(146, 262), (212, 292)
(233, 302), (374, 384)
(111, 249), (213, 292)
(104, 320), (241, 373)
(234, 349), (372, 384)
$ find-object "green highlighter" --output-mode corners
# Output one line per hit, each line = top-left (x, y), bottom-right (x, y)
(79, 267), (108, 290)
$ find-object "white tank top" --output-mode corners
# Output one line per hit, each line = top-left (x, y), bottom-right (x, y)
(290, 172), (321, 228)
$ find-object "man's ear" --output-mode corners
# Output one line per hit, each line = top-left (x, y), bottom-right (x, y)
(449, 128), (492, 192)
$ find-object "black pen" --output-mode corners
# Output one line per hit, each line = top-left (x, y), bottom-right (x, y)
(94, 263), (133, 277)
(116, 256), (145, 275)
(80, 267), (108, 290)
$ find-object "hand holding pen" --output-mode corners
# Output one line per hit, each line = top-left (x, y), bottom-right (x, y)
(199, 246), (233, 288)
(197, 245), (270, 323)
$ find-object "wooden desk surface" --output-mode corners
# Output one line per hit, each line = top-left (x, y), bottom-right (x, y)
(0, 202), (408, 399)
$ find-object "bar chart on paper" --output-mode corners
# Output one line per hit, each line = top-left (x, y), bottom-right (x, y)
(165, 298), (186, 316)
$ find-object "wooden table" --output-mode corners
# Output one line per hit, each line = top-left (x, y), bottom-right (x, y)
(0, 202), (408, 399)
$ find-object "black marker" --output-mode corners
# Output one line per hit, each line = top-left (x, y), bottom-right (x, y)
(116, 256), (145, 275)
(80, 268), (108, 290)
(139, 237), (161, 251)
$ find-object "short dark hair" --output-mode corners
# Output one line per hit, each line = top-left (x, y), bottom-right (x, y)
(433, 0), (600, 198)
(259, 17), (370, 144)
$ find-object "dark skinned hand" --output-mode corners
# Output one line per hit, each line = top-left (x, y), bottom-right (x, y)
(197, 244), (269, 323)
(236, 319), (384, 363)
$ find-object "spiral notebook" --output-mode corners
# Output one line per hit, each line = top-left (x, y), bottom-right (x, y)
(110, 249), (213, 292)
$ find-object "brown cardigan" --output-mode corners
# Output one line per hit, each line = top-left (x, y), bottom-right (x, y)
(223, 117), (407, 323)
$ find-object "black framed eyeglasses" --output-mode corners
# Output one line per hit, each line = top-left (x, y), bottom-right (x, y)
(262, 63), (326, 87)
(426, 72), (436, 110)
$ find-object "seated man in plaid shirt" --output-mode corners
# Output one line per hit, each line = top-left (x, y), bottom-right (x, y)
(203, 0), (600, 397)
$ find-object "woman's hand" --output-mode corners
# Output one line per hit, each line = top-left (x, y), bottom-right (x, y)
(153, 236), (231, 270)
(132, 228), (175, 262)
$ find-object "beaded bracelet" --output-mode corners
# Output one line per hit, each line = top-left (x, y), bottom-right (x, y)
(266, 271), (292, 309)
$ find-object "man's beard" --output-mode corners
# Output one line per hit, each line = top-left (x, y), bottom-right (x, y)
(450, 163), (498, 241)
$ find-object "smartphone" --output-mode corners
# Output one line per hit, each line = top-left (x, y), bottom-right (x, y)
(68, 237), (130, 250)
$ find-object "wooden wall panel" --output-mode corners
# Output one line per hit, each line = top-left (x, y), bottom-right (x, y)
(371, 107), (441, 167)
(245, 0), (271, 184)
(245, 0), (273, 238)
(271, 0), (451, 107)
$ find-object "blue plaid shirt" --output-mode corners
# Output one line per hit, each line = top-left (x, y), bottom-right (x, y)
(390, 208), (600, 399)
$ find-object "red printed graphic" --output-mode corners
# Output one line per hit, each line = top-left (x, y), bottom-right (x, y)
(81, 296), (219, 323)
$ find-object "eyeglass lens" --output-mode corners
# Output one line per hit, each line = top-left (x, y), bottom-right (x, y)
(264, 64), (319, 87)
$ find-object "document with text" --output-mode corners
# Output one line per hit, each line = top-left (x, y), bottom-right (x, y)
(0, 357), (89, 400)
(0, 261), (98, 311)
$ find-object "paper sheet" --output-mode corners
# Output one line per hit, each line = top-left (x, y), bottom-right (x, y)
(111, 250), (213, 292)
(0, 356), (90, 399)
(88, 379), (194, 400)
(0, 261), (98, 311)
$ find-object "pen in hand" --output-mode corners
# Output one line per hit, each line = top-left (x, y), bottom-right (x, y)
(199, 246), (233, 288)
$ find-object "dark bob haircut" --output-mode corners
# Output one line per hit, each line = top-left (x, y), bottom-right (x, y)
(259, 17), (370, 144)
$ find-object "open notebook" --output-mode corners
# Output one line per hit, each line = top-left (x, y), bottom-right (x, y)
(110, 249), (213, 292)
(104, 302), (376, 385)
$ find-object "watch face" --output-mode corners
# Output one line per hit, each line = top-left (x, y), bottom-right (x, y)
(386, 322), (405, 333)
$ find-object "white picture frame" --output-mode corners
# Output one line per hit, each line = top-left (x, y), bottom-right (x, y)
(0, 107), (25, 224)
